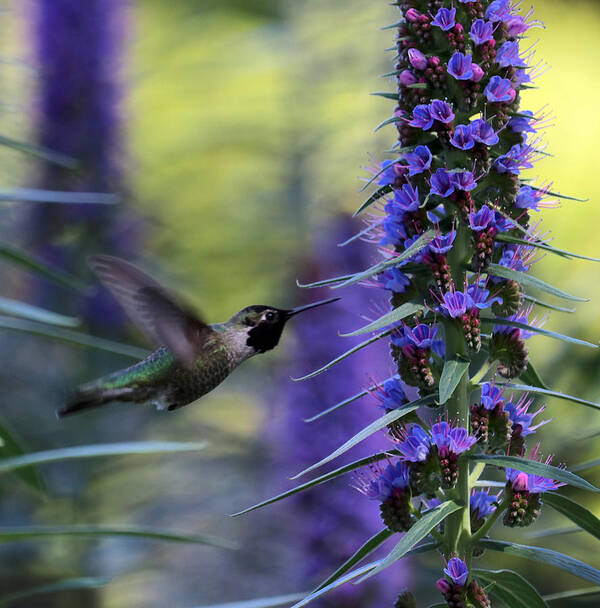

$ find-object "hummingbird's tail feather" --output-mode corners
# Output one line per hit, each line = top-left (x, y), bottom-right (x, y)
(58, 386), (137, 418)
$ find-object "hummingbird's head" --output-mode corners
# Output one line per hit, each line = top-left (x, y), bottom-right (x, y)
(232, 297), (340, 354)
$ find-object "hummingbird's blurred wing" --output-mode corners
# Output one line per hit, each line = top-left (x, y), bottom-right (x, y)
(89, 255), (215, 367)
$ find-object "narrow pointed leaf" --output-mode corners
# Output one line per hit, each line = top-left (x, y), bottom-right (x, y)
(332, 230), (435, 289)
(0, 134), (77, 168)
(473, 569), (547, 608)
(188, 594), (307, 608)
(231, 452), (393, 516)
(370, 91), (399, 101)
(359, 157), (403, 192)
(439, 359), (470, 404)
(340, 303), (425, 336)
(292, 331), (391, 381)
(0, 524), (236, 548)
(527, 526), (581, 539)
(523, 183), (588, 202)
(480, 317), (597, 349)
(0, 577), (110, 607)
(353, 185), (391, 215)
(496, 234), (600, 263)
(522, 294), (575, 313)
(480, 539), (600, 585)
(0, 441), (207, 474)
(304, 375), (397, 422)
(316, 529), (393, 590)
(373, 116), (403, 133)
(543, 586), (600, 602)
(381, 20), (404, 30)
(572, 459), (600, 473)
(468, 454), (599, 492)
(0, 296), (79, 327)
(291, 404), (422, 479)
(0, 418), (45, 492)
(542, 493), (600, 541)
(519, 361), (548, 389)
(494, 383), (600, 412)
(0, 315), (148, 359)
(296, 274), (353, 289)
(0, 243), (85, 290)
(356, 501), (461, 583)
(0, 187), (117, 204)
(487, 264), (588, 302)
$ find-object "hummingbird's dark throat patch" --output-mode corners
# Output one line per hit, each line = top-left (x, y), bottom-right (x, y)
(246, 321), (286, 353)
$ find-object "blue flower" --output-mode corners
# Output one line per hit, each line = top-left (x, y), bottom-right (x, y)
(471, 490), (498, 519)
(381, 217), (407, 247)
(450, 124), (475, 150)
(470, 119), (499, 146)
(396, 424), (431, 462)
(378, 377), (410, 411)
(440, 290), (469, 318)
(380, 267), (411, 293)
(515, 185), (543, 210)
(403, 323), (439, 349)
(497, 41), (526, 68)
(430, 227), (456, 254)
(355, 460), (410, 501)
(409, 104), (434, 129)
(467, 282), (502, 310)
(378, 159), (398, 187)
(447, 52), (473, 80)
(494, 144), (534, 175)
(506, 451), (566, 493)
(505, 395), (548, 437)
(394, 182), (421, 212)
(431, 7), (456, 31)
(430, 421), (477, 454)
(405, 145), (432, 175)
(480, 382), (505, 410)
(469, 205), (495, 232)
(470, 19), (495, 45)
(408, 48), (428, 70)
(452, 170), (477, 192)
(484, 75), (516, 103)
(505, 14), (530, 37)
(430, 169), (455, 198)
(429, 100), (455, 124)
(508, 111), (536, 134)
(486, 0), (512, 23)
(444, 557), (469, 586)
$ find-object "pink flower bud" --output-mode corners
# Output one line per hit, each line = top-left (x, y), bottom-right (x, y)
(471, 63), (484, 82)
(405, 8), (420, 23)
(513, 472), (529, 491)
(408, 48), (427, 70)
(399, 69), (417, 86)
(454, 23), (464, 34)
(436, 579), (451, 594)
(428, 56), (441, 68)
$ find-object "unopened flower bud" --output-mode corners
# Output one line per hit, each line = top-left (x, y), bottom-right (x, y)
(408, 48), (427, 70)
(471, 63), (484, 82)
(400, 69), (417, 86)
(405, 8), (420, 23)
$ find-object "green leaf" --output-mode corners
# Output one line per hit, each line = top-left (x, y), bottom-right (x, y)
(438, 359), (469, 404)
(292, 331), (391, 381)
(0, 134), (77, 168)
(0, 417), (45, 492)
(381, 19), (404, 30)
(473, 569), (547, 608)
(572, 459), (600, 473)
(303, 376), (397, 422)
(353, 185), (391, 215)
(183, 594), (307, 608)
(331, 230), (435, 289)
(0, 577), (110, 607)
(522, 183), (588, 203)
(370, 91), (399, 101)
(467, 454), (599, 492)
(543, 586), (600, 602)
(296, 274), (353, 289)
(527, 526), (581, 540)
(480, 317), (597, 349)
(356, 501), (462, 583)
(316, 529), (393, 591)
(0, 296), (80, 327)
(407, 83), (428, 89)
(496, 234), (600, 263)
(0, 243), (85, 290)
(0, 188), (117, 204)
(542, 493), (600, 542)
(340, 303), (426, 337)
(522, 294), (576, 314)
(0, 441), (207, 475)
(0, 315), (148, 359)
(373, 116), (403, 133)
(291, 404), (421, 479)
(487, 264), (589, 302)
(231, 452), (392, 517)
(519, 361), (548, 389)
(494, 383), (600, 413)
(480, 539), (600, 585)
(0, 524), (236, 549)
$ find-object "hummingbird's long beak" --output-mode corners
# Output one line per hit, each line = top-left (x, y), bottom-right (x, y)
(286, 297), (340, 317)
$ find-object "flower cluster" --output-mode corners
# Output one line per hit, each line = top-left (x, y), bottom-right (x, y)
(436, 557), (491, 608)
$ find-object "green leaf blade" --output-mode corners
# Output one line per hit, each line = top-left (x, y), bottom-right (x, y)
(473, 569), (548, 608)
(494, 383), (600, 412)
(439, 359), (469, 404)
(542, 493), (600, 542)
(340, 303), (425, 337)
(0, 296), (80, 327)
(0, 577), (110, 607)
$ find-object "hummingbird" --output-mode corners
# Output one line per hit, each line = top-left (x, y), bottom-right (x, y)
(58, 255), (339, 417)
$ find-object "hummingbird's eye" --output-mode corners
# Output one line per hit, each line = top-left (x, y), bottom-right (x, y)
(265, 311), (276, 322)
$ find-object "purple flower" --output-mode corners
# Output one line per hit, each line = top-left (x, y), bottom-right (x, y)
(399, 69), (417, 87)
(451, 124), (475, 150)
(430, 421), (477, 455)
(429, 99), (455, 124)
(494, 211), (515, 232)
(484, 76), (516, 103)
(378, 377), (410, 411)
(494, 144), (534, 175)
(469, 205), (495, 232)
(508, 111), (536, 134)
(408, 48), (428, 70)
(447, 52), (473, 80)
(486, 0), (512, 23)
(430, 169), (455, 198)
(505, 14), (530, 37)
(497, 41), (526, 68)
(444, 558), (469, 586)
(396, 425), (431, 462)
(381, 217), (407, 247)
(480, 382), (505, 410)
(471, 490), (498, 519)
(470, 119), (499, 146)
(378, 159), (399, 187)
(355, 460), (410, 501)
(471, 63), (484, 83)
(506, 455), (566, 493)
(470, 19), (495, 45)
(515, 185), (542, 210)
(380, 267), (411, 293)
(409, 104), (434, 130)
(430, 227), (456, 254)
(394, 182), (421, 211)
(431, 7), (456, 31)
(405, 145), (432, 176)
(505, 395), (549, 437)
(440, 290), (469, 318)
(467, 282), (502, 310)
(403, 323), (439, 349)
(452, 170), (477, 192)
